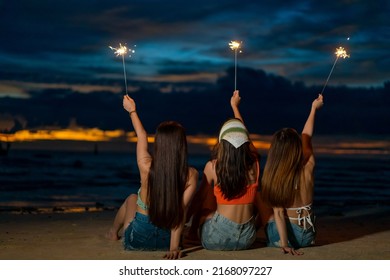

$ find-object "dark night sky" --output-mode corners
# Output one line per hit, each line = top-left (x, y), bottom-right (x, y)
(0, 0), (389, 136)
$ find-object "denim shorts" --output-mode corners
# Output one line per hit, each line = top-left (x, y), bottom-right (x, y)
(201, 212), (256, 251)
(265, 217), (316, 249)
(123, 212), (170, 251)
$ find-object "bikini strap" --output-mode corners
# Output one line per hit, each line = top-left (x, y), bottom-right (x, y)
(136, 188), (148, 211)
(287, 203), (315, 231)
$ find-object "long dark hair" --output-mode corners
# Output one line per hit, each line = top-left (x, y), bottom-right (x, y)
(215, 140), (258, 200)
(147, 121), (189, 229)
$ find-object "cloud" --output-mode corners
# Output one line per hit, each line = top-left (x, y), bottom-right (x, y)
(0, 83), (30, 99)
(0, 0), (389, 105)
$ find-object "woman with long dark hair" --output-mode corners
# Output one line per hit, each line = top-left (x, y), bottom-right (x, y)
(106, 95), (198, 259)
(186, 90), (267, 250)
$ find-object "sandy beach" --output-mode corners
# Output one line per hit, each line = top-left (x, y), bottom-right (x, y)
(0, 205), (389, 260)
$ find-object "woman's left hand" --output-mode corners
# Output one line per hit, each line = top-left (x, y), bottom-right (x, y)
(163, 249), (183, 259)
(281, 246), (303, 255)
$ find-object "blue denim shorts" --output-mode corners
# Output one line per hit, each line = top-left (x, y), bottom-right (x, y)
(201, 212), (256, 251)
(265, 218), (316, 249)
(123, 212), (170, 251)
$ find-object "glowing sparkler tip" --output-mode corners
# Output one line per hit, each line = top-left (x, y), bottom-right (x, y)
(109, 43), (135, 57)
(335, 46), (350, 59)
(229, 40), (242, 51)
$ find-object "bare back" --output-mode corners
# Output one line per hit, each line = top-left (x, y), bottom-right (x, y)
(206, 160), (258, 224)
(286, 141), (315, 219)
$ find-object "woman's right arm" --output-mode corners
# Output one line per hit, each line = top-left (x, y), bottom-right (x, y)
(273, 207), (303, 255)
(230, 90), (244, 123)
(302, 94), (324, 165)
(122, 95), (151, 166)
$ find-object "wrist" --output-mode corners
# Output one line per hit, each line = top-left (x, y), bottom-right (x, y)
(170, 246), (181, 251)
(279, 241), (288, 248)
(129, 110), (136, 116)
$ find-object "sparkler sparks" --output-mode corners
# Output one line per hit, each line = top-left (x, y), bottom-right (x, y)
(229, 41), (242, 91)
(229, 41), (241, 51)
(321, 46), (350, 94)
(335, 46), (350, 59)
(109, 43), (136, 95)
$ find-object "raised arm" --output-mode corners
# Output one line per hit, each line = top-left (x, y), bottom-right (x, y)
(302, 94), (324, 164)
(302, 94), (324, 137)
(122, 95), (151, 166)
(230, 90), (244, 123)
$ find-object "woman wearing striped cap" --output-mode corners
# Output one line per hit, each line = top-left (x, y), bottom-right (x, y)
(186, 90), (268, 250)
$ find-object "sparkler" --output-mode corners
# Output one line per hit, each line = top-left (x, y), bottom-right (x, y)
(229, 40), (242, 91)
(109, 43), (135, 95)
(321, 46), (350, 94)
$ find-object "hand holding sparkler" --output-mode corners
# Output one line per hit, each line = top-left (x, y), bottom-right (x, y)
(109, 43), (136, 95)
(123, 94), (136, 115)
(312, 94), (324, 110)
(321, 46), (350, 94)
(230, 90), (244, 123)
(229, 41), (242, 91)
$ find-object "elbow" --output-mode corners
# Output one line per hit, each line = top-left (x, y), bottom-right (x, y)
(136, 130), (147, 140)
(273, 208), (285, 218)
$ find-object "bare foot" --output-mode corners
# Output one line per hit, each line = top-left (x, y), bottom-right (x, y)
(105, 228), (120, 241)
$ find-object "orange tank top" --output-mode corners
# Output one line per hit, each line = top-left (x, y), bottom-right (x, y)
(214, 161), (259, 205)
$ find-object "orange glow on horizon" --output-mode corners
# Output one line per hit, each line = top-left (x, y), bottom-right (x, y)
(0, 128), (125, 142)
(187, 135), (218, 146)
(1, 129), (388, 156)
(0, 129), (268, 150)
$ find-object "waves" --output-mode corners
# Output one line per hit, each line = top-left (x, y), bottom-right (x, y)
(0, 139), (389, 213)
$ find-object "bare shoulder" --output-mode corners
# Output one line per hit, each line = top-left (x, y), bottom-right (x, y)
(185, 167), (198, 195)
(204, 160), (215, 172)
(188, 166), (199, 179)
(203, 160), (217, 183)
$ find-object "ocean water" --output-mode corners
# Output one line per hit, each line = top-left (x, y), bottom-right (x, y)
(0, 139), (389, 214)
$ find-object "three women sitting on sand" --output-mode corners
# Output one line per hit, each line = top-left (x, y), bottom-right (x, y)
(107, 90), (324, 258)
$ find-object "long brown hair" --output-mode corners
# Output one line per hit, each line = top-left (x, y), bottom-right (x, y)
(215, 139), (258, 200)
(261, 128), (304, 207)
(147, 121), (188, 229)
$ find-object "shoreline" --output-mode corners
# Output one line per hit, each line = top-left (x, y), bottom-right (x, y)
(0, 200), (386, 215)
(1, 205), (389, 260)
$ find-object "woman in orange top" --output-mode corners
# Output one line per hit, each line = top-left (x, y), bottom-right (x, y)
(186, 90), (270, 250)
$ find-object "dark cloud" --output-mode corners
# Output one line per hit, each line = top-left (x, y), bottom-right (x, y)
(1, 67), (389, 136)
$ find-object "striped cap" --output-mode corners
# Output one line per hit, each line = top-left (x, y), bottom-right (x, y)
(218, 119), (249, 148)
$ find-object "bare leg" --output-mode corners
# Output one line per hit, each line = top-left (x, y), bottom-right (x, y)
(106, 194), (138, 240)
